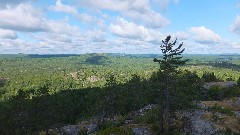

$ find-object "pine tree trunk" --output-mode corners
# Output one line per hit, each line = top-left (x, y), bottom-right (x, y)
(160, 105), (164, 133)
(163, 73), (170, 135)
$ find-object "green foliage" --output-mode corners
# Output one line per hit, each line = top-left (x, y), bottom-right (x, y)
(153, 35), (196, 134)
(209, 104), (235, 117)
(150, 70), (204, 110)
(135, 105), (162, 124)
(170, 71), (204, 110)
(153, 35), (188, 72)
(84, 54), (110, 65)
(0, 74), (158, 134)
(97, 126), (133, 135)
(208, 86), (240, 101)
(215, 128), (240, 135)
(202, 72), (218, 82)
(1, 54), (240, 134)
(0, 54), (158, 100)
(97, 118), (125, 131)
(211, 112), (222, 122)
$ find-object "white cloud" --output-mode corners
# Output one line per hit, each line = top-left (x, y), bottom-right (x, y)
(109, 17), (163, 42)
(78, 0), (170, 28)
(87, 29), (106, 42)
(109, 18), (144, 39)
(0, 39), (32, 53)
(0, 2), (82, 35)
(50, 0), (78, 14)
(190, 26), (221, 44)
(0, 0), (33, 8)
(0, 29), (17, 39)
(46, 20), (79, 35)
(35, 33), (72, 43)
(157, 0), (170, 9)
(79, 0), (130, 11)
(152, 0), (180, 9)
(0, 4), (47, 32)
(2, 0), (238, 54)
(231, 15), (240, 34)
(50, 0), (105, 29)
(125, 9), (170, 28)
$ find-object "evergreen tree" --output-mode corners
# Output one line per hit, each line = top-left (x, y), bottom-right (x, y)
(153, 35), (188, 134)
(202, 72), (218, 82)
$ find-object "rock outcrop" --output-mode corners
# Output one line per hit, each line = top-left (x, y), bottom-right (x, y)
(58, 125), (80, 135)
(203, 81), (237, 89)
(132, 127), (153, 135)
(184, 110), (215, 135)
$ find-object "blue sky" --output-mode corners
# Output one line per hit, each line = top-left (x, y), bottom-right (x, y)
(0, 0), (240, 54)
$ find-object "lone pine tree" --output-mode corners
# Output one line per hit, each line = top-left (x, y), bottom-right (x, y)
(153, 35), (188, 134)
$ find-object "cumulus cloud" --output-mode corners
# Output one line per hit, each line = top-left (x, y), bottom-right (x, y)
(232, 42), (240, 49)
(109, 17), (162, 42)
(87, 29), (106, 42)
(125, 9), (170, 28)
(190, 26), (221, 44)
(0, 2), (81, 35)
(50, 0), (78, 14)
(0, 29), (17, 39)
(0, 0), (34, 8)
(109, 18), (144, 39)
(0, 4), (47, 32)
(50, 0), (105, 29)
(78, 0), (170, 28)
(46, 20), (79, 35)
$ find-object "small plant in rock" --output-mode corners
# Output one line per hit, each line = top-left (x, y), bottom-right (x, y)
(211, 112), (222, 122)
(209, 104), (235, 117)
(215, 128), (240, 135)
(97, 127), (134, 135)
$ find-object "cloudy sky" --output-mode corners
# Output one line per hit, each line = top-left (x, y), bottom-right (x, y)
(0, 0), (240, 54)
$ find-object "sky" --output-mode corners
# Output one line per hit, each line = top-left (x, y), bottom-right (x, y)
(1, 0), (240, 54)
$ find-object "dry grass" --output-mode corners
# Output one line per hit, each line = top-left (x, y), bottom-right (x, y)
(202, 99), (240, 111)
(201, 100), (240, 132)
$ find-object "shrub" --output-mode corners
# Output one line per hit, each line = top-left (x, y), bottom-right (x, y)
(215, 128), (240, 135)
(202, 72), (218, 82)
(97, 127), (133, 135)
(209, 104), (235, 117)
(134, 106), (162, 124)
(208, 85), (240, 100)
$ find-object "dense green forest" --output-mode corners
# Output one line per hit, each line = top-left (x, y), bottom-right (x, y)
(0, 53), (240, 134)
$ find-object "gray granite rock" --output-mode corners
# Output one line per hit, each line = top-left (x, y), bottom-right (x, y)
(85, 123), (97, 134)
(184, 110), (215, 135)
(132, 127), (152, 135)
(197, 102), (208, 109)
(234, 111), (240, 118)
(203, 81), (237, 89)
(234, 97), (240, 107)
(135, 104), (157, 116)
(59, 125), (80, 135)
